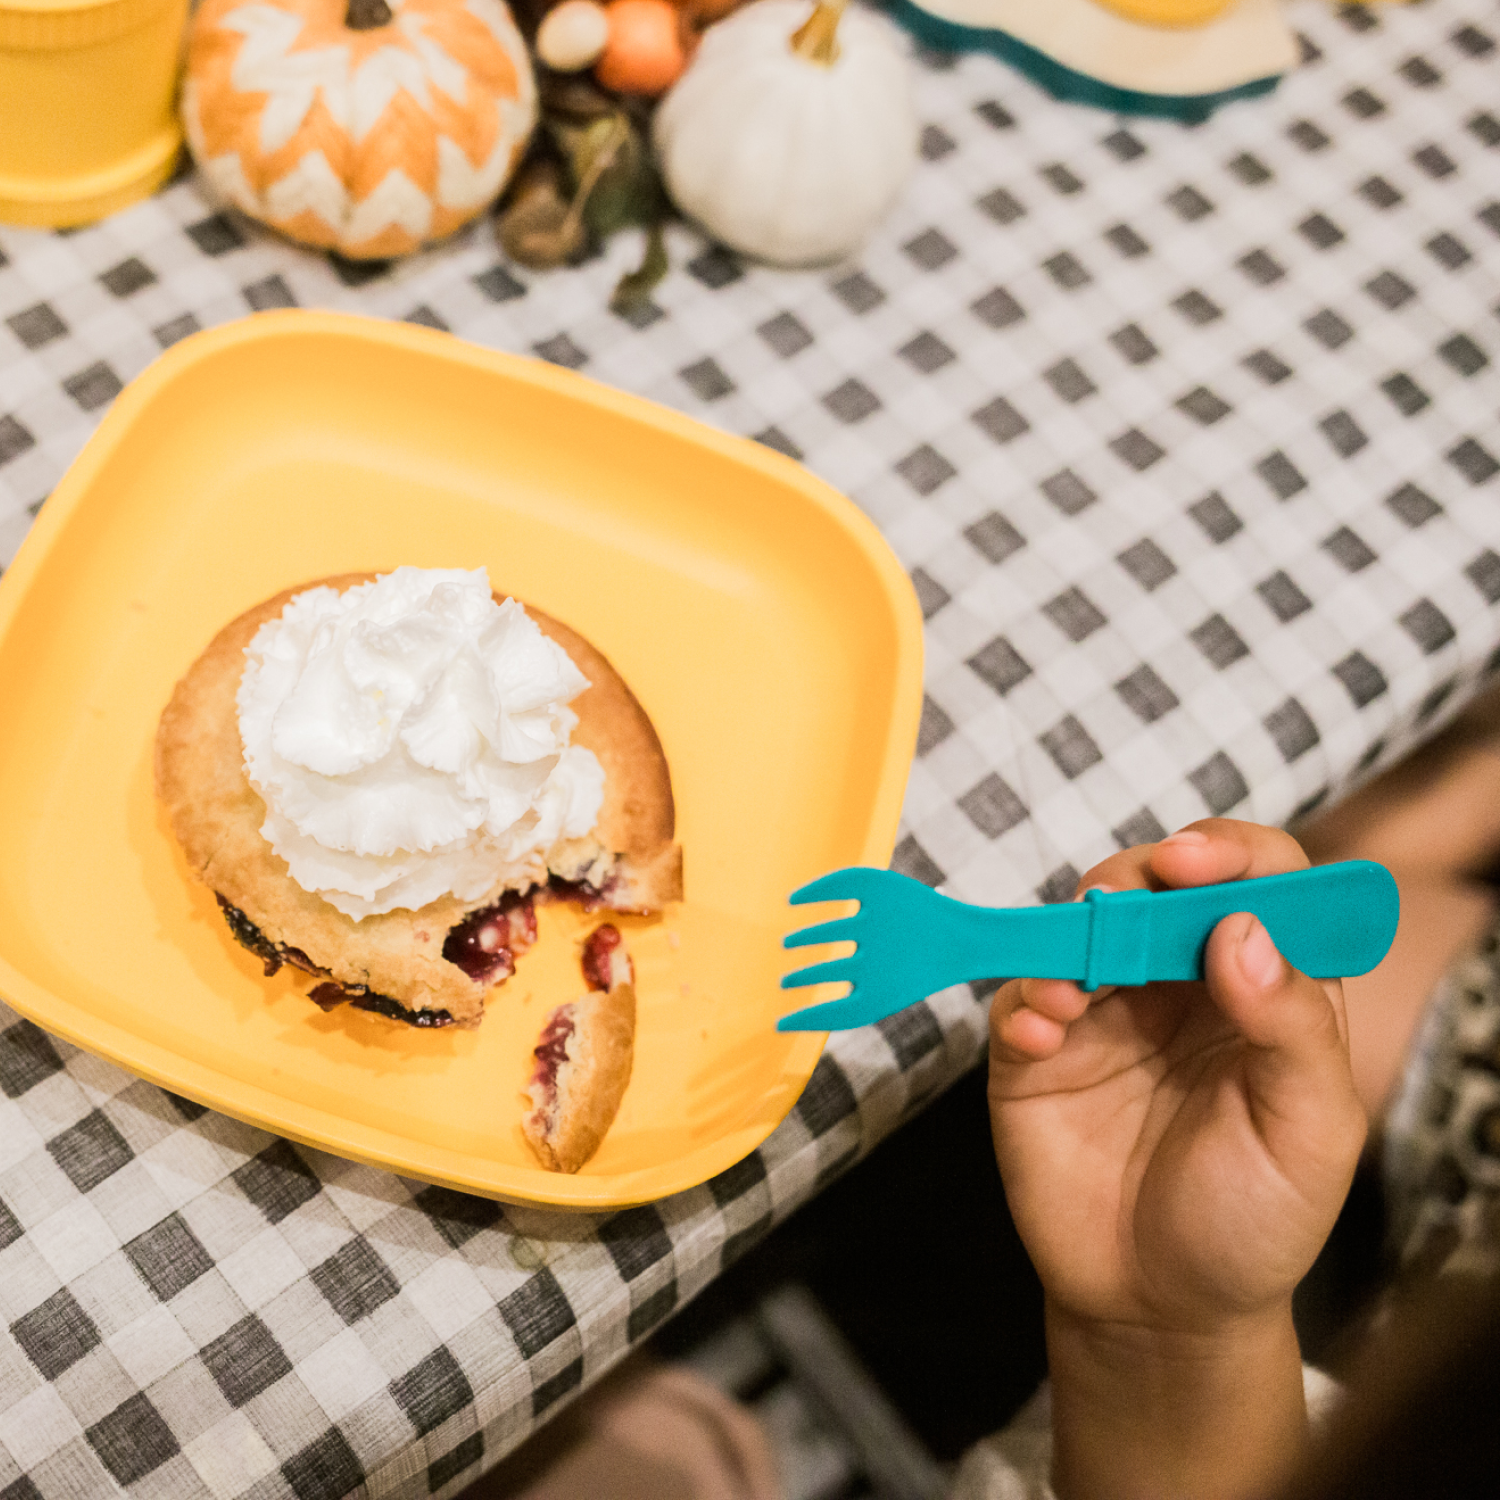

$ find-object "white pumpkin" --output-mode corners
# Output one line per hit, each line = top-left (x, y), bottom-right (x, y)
(652, 0), (917, 266)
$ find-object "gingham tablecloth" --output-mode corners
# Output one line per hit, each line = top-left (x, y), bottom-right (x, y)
(3, 1), (1499, 1494)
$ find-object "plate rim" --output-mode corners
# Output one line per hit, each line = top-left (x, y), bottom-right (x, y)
(0, 309), (924, 1208)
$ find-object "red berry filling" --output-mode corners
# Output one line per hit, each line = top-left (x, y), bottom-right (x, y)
(223, 865), (628, 1036)
(442, 891), (537, 982)
(530, 1006), (577, 1095)
(540, 864), (621, 906)
(217, 896), (326, 979)
(351, 992), (455, 1028)
(545, 874), (609, 912)
(308, 981), (455, 1028)
(581, 924), (623, 992)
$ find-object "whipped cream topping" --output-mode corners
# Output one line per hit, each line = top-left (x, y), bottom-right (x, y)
(237, 568), (604, 919)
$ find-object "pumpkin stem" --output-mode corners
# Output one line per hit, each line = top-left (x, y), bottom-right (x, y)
(345, 0), (393, 29)
(790, 0), (846, 65)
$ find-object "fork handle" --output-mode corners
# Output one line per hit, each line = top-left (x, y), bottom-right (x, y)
(1081, 860), (1399, 988)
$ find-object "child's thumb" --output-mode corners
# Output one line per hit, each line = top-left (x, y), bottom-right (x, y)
(1204, 913), (1365, 1148)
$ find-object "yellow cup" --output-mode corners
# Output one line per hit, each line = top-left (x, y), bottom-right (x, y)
(0, 0), (188, 227)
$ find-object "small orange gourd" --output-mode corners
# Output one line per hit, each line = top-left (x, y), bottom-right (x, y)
(182, 0), (537, 259)
(594, 0), (688, 95)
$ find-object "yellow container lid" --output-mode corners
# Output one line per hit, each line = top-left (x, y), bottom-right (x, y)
(0, 127), (181, 227)
(0, 0), (186, 227)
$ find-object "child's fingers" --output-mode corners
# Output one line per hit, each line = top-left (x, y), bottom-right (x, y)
(1021, 977), (1093, 1024)
(996, 818), (1321, 1066)
(1204, 912), (1331, 1049)
(1071, 819), (1307, 900)
(990, 977), (1092, 1059)
(1150, 818), (1310, 890)
(1074, 846), (1161, 896)
(1203, 913), (1365, 1161)
(996, 1005), (1067, 1058)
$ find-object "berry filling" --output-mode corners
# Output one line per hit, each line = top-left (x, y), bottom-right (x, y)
(532, 926), (624, 1097)
(307, 982), (455, 1027)
(581, 923), (624, 992)
(306, 982), (348, 1011)
(217, 896), (323, 978)
(217, 866), (621, 1035)
(353, 993), (453, 1028)
(526, 922), (632, 1138)
(546, 872), (615, 912)
(218, 898), (453, 1028)
(442, 890), (537, 982)
(529, 1006), (577, 1100)
(217, 896), (281, 973)
(533, 1008), (577, 1074)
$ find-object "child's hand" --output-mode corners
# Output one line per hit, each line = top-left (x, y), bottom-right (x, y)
(988, 820), (1369, 1498)
(989, 818), (1367, 1337)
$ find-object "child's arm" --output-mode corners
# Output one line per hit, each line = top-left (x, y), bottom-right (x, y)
(1044, 1302), (1307, 1500)
(1296, 705), (1500, 1117)
(988, 820), (1367, 1500)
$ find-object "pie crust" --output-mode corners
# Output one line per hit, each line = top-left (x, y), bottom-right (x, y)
(522, 927), (636, 1173)
(155, 573), (681, 1024)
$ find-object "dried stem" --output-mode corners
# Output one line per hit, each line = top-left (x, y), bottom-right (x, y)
(346, 0), (393, 30)
(790, 0), (847, 64)
(500, 117), (630, 268)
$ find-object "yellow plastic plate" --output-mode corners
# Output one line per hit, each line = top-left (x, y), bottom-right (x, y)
(0, 311), (922, 1209)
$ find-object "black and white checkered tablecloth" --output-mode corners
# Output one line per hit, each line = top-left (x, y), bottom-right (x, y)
(3, 0), (1499, 1494)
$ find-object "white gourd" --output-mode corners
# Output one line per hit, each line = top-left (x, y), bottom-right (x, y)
(536, 0), (610, 71)
(653, 0), (917, 266)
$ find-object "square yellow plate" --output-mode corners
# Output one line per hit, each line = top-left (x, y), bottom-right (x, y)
(0, 311), (922, 1209)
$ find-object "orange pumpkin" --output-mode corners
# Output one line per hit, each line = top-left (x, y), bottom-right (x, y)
(183, 0), (537, 259)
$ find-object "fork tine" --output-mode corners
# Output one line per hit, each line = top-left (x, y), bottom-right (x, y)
(779, 957), (855, 991)
(783, 916), (860, 951)
(788, 866), (887, 906)
(777, 993), (868, 1032)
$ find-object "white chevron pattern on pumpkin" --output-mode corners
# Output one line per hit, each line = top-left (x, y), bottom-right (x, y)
(346, 168), (437, 241)
(218, 6), (343, 155)
(221, 4), (477, 150)
(395, 12), (472, 104)
(186, 0), (535, 255)
(435, 129), (514, 210)
(260, 147), (347, 224)
(270, 152), (436, 244)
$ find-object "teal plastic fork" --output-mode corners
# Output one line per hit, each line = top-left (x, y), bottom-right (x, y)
(778, 860), (1400, 1032)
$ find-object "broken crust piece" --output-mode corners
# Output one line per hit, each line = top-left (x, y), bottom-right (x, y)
(154, 573), (682, 1027)
(523, 926), (636, 1173)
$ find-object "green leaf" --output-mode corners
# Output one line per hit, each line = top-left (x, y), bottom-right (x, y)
(581, 125), (663, 239)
